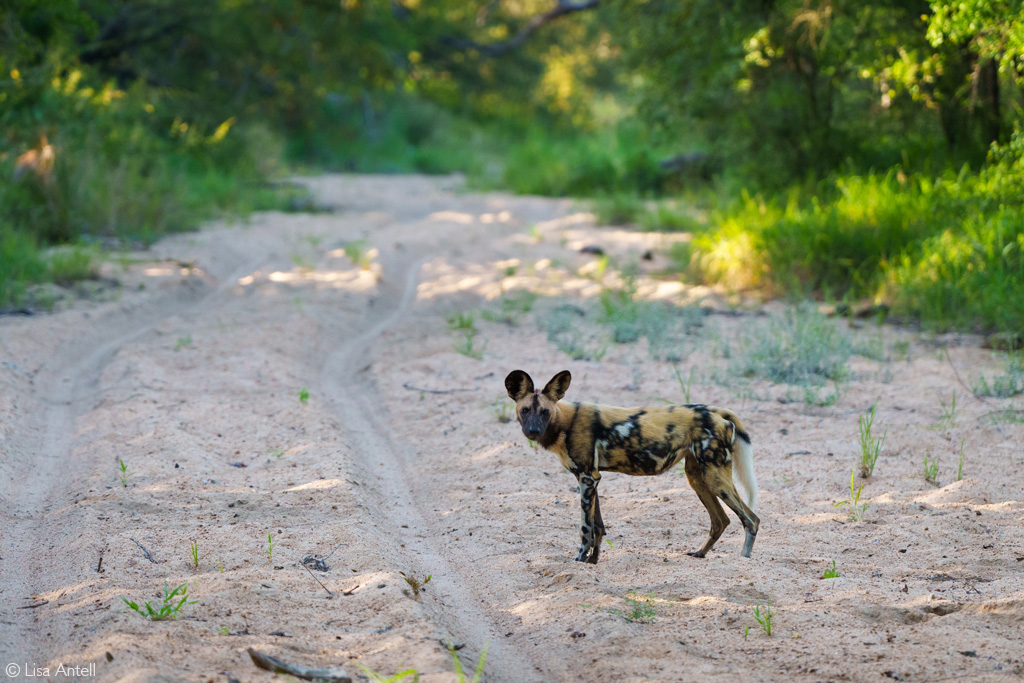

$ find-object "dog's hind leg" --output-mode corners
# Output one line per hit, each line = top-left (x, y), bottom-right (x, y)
(685, 464), (730, 558)
(709, 467), (760, 557)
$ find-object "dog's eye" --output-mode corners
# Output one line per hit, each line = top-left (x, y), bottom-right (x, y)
(541, 409), (550, 417)
(520, 407), (529, 415)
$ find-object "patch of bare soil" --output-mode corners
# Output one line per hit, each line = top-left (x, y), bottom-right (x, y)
(1, 174), (1022, 682)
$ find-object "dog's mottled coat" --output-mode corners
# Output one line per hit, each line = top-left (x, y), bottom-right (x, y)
(505, 369), (759, 564)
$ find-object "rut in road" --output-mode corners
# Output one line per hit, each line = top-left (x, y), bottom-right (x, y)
(320, 255), (544, 683)
(0, 234), (274, 666)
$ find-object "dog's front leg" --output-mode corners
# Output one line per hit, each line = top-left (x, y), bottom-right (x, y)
(575, 472), (601, 563)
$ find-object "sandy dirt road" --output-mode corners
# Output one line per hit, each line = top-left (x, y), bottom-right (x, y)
(1, 174), (1022, 682)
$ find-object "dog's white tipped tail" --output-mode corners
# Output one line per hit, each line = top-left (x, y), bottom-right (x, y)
(733, 436), (758, 512)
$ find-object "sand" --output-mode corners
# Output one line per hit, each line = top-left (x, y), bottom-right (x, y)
(1, 174), (1022, 682)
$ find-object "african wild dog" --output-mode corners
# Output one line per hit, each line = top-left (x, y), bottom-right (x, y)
(505, 369), (759, 565)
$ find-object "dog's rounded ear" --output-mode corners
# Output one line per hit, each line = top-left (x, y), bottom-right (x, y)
(505, 370), (534, 401)
(542, 370), (572, 401)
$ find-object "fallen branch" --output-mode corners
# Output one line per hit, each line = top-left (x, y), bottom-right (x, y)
(247, 648), (351, 682)
(402, 383), (477, 395)
(301, 563), (334, 598)
(129, 537), (157, 563)
(442, 0), (599, 56)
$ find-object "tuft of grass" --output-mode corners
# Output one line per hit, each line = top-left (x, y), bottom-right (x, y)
(593, 193), (645, 226)
(834, 466), (869, 521)
(400, 571), (431, 600)
(447, 311), (476, 332)
(858, 403), (886, 478)
(188, 540), (200, 569)
(544, 304), (607, 361)
(453, 328), (487, 359)
(492, 397), (512, 424)
(48, 244), (98, 286)
(122, 582), (196, 621)
(117, 458), (132, 487)
(342, 239), (373, 269)
(268, 447), (285, 459)
(298, 387), (309, 405)
(357, 664), (420, 683)
(265, 533), (276, 563)
(175, 334), (193, 351)
(673, 364), (696, 404)
(606, 591), (657, 623)
(937, 390), (958, 428)
(822, 560), (839, 579)
(448, 641), (488, 683)
(957, 438), (965, 482)
(924, 453), (940, 486)
(752, 598), (775, 636)
(973, 352), (1024, 398)
(738, 304), (851, 386)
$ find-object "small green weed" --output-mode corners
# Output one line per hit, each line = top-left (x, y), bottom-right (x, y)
(448, 641), (488, 683)
(265, 533), (276, 563)
(447, 311), (476, 332)
(607, 591), (657, 623)
(544, 305), (606, 361)
(822, 560), (839, 579)
(343, 239), (373, 269)
(492, 397), (512, 424)
(357, 664), (420, 682)
(400, 571), (431, 600)
(924, 453), (940, 486)
(973, 352), (1024, 398)
(834, 467), (869, 521)
(453, 329), (487, 359)
(122, 582), (196, 621)
(593, 193), (644, 226)
(752, 598), (775, 636)
(269, 448), (285, 459)
(48, 244), (98, 286)
(174, 334), (193, 351)
(188, 540), (200, 569)
(858, 403), (886, 477)
(957, 438), (965, 481)
(673, 364), (696, 404)
(937, 390), (958, 428)
(117, 458), (132, 487)
(298, 387), (309, 404)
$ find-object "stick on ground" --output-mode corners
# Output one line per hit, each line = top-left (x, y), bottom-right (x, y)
(247, 648), (351, 682)
(129, 537), (157, 563)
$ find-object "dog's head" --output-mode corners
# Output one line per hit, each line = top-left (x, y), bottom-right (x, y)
(504, 369), (571, 441)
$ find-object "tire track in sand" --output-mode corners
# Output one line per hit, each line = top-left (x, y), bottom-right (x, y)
(0, 237), (274, 667)
(320, 255), (544, 683)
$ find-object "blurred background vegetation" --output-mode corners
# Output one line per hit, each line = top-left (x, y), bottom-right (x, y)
(2, 0), (1022, 331)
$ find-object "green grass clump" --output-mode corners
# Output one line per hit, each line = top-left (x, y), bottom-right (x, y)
(544, 304), (606, 361)
(822, 560), (839, 579)
(122, 582), (196, 621)
(973, 352), (1024, 398)
(752, 598), (775, 636)
(0, 226), (47, 307)
(738, 304), (851, 386)
(606, 591), (657, 623)
(924, 453), (940, 486)
(858, 403), (886, 477)
(117, 458), (132, 487)
(593, 193), (645, 225)
(834, 467), (869, 521)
